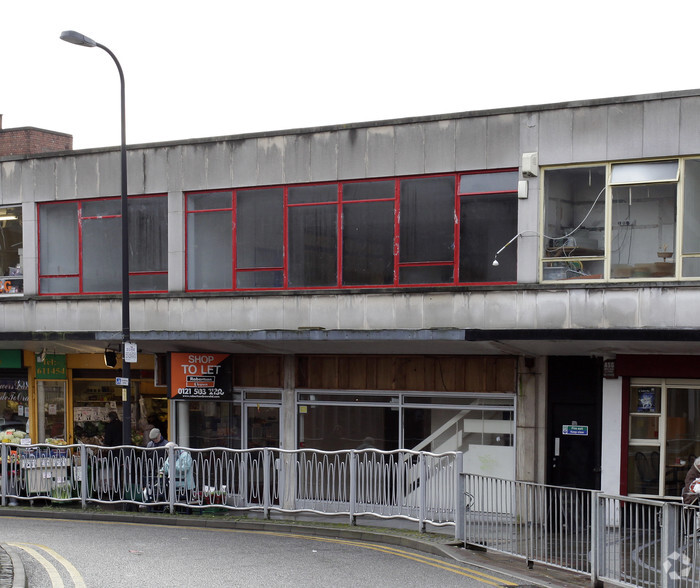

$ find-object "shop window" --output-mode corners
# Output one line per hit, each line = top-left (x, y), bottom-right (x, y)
(37, 381), (66, 443)
(73, 374), (140, 445)
(627, 380), (700, 498)
(0, 206), (23, 295)
(0, 377), (29, 433)
(177, 400), (241, 449)
(297, 390), (515, 480)
(39, 195), (167, 295)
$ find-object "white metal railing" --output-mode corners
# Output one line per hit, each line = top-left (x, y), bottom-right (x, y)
(11, 443), (700, 585)
(463, 474), (700, 588)
(0, 442), (462, 537)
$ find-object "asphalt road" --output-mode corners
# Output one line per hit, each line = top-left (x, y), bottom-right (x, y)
(2, 516), (519, 587)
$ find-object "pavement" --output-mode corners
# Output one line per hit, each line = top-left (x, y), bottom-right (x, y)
(0, 505), (592, 588)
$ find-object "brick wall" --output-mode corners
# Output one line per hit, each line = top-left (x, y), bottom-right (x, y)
(0, 116), (73, 156)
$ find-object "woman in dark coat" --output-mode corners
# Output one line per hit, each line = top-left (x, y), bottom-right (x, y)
(682, 457), (700, 504)
(103, 411), (123, 447)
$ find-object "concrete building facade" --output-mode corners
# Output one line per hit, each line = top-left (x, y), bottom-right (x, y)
(2, 89), (700, 499)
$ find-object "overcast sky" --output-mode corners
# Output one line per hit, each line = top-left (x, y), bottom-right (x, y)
(4, 1), (700, 150)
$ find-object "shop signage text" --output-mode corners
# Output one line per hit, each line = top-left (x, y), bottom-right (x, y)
(0, 378), (29, 402)
(36, 355), (67, 380)
(171, 353), (232, 399)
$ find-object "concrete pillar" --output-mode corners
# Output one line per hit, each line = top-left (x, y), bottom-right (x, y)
(516, 356), (546, 483)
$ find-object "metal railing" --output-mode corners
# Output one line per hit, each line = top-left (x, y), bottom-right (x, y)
(463, 473), (700, 588)
(11, 442), (700, 585)
(0, 442), (462, 537)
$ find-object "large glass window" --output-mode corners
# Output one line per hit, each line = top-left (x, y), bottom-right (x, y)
(682, 159), (700, 277)
(541, 159), (700, 281)
(0, 377), (29, 433)
(459, 172), (518, 282)
(342, 180), (394, 286)
(627, 379), (700, 497)
(186, 170), (518, 291)
(542, 166), (606, 281)
(297, 391), (515, 479)
(0, 206), (24, 295)
(38, 195), (168, 295)
(176, 400), (242, 449)
(236, 188), (283, 288)
(37, 381), (66, 443)
(288, 186), (337, 288)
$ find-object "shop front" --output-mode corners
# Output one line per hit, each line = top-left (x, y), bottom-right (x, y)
(619, 355), (700, 499)
(168, 353), (517, 479)
(0, 350), (29, 440)
(31, 352), (164, 446)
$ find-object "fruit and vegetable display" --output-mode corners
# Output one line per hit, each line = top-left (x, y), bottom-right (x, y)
(1, 429), (27, 443)
(44, 438), (68, 445)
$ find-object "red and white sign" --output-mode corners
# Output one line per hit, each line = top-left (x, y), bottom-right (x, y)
(170, 353), (230, 399)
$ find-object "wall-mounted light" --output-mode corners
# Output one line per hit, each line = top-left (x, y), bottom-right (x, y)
(0, 215), (18, 221)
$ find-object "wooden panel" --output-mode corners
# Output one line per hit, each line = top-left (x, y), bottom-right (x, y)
(255, 356), (282, 388)
(339, 357), (369, 390)
(375, 357), (395, 390)
(234, 356), (282, 387)
(495, 357), (518, 391)
(233, 356), (256, 386)
(293, 354), (517, 393)
(464, 357), (485, 391)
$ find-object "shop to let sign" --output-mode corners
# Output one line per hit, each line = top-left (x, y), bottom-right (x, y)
(170, 353), (231, 399)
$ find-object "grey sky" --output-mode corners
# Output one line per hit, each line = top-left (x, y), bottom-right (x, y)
(4, 0), (699, 149)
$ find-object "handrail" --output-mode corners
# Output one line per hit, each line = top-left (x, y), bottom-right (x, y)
(0, 442), (462, 539)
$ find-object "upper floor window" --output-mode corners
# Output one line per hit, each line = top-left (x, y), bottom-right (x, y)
(542, 159), (700, 281)
(38, 195), (167, 294)
(185, 171), (518, 292)
(0, 206), (23, 295)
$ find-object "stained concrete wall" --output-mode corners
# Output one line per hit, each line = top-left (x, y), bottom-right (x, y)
(0, 285), (698, 340)
(4, 90), (700, 298)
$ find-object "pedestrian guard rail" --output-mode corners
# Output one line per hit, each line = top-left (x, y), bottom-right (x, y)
(9, 442), (700, 586)
(463, 473), (700, 588)
(0, 442), (462, 536)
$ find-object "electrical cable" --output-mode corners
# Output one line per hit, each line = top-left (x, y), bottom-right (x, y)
(492, 186), (606, 266)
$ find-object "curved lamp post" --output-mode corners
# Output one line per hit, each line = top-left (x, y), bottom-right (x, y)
(60, 30), (132, 445)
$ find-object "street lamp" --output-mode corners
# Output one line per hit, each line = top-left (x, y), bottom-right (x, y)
(60, 30), (132, 445)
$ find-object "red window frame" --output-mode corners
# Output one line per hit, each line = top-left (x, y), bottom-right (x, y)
(38, 194), (168, 295)
(185, 170), (518, 293)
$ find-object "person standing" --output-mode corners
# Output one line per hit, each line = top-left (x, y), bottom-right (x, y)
(147, 428), (167, 448)
(683, 457), (700, 504)
(103, 411), (123, 447)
